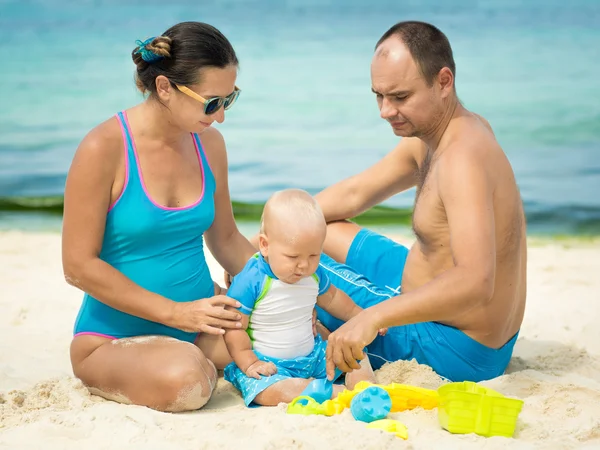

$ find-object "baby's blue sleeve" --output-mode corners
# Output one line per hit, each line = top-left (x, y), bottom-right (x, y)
(315, 265), (331, 295)
(226, 257), (263, 315)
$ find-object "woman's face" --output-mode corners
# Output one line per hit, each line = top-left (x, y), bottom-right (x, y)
(157, 64), (239, 134)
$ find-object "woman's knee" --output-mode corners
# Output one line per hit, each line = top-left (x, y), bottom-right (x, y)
(157, 352), (217, 412)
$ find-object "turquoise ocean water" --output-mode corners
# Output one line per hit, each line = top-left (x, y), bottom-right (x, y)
(0, 0), (599, 234)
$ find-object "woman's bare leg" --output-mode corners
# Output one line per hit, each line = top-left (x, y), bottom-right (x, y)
(70, 334), (217, 412)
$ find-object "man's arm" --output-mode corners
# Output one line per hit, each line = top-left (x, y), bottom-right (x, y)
(367, 146), (496, 329)
(317, 284), (362, 322)
(315, 137), (424, 223)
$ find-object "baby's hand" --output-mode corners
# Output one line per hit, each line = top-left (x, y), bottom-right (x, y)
(378, 327), (388, 336)
(245, 361), (277, 379)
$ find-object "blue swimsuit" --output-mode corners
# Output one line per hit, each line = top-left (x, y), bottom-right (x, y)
(73, 111), (216, 342)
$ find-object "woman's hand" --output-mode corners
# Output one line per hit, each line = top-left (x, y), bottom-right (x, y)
(169, 295), (243, 335)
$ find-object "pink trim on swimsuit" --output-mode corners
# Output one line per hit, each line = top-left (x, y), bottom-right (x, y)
(107, 114), (130, 212)
(194, 133), (214, 173)
(74, 332), (117, 340)
(122, 110), (206, 211)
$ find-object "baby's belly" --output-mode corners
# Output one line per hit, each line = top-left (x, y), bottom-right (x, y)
(252, 323), (315, 359)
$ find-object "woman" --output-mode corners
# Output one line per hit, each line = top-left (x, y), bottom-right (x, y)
(62, 21), (256, 412)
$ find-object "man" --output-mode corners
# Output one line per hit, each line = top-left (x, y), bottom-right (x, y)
(316, 21), (527, 382)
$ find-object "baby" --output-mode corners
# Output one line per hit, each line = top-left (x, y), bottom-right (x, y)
(223, 188), (378, 406)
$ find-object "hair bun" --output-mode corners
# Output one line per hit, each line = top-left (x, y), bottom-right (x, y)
(131, 36), (172, 70)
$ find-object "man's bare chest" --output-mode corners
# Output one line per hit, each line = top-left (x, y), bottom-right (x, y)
(412, 165), (449, 249)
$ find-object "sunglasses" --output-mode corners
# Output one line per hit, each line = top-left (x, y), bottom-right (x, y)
(175, 84), (241, 115)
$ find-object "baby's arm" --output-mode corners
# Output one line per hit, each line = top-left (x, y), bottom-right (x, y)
(224, 312), (256, 370)
(222, 257), (277, 379)
(224, 312), (277, 379)
(317, 284), (362, 322)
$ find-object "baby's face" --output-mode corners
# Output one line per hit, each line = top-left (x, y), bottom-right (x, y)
(261, 228), (325, 284)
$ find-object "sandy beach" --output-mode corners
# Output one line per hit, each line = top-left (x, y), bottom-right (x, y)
(1, 230), (599, 449)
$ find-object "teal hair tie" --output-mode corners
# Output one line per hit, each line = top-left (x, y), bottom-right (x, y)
(135, 37), (164, 63)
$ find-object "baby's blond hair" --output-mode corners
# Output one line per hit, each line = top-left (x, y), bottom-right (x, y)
(260, 189), (326, 239)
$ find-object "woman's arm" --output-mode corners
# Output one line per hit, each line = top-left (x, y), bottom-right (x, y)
(62, 120), (176, 326)
(201, 128), (257, 277)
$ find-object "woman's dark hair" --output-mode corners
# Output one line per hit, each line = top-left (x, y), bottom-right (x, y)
(131, 21), (238, 95)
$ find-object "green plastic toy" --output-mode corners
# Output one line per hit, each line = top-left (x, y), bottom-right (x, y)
(437, 381), (524, 438)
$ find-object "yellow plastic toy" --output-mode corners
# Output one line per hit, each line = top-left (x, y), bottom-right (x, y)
(286, 379), (525, 441)
(336, 381), (439, 412)
(366, 419), (409, 440)
(286, 396), (345, 416)
(287, 380), (438, 418)
(437, 381), (524, 438)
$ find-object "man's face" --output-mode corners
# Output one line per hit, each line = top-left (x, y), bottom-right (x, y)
(370, 39), (443, 138)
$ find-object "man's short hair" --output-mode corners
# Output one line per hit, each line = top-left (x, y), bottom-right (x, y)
(376, 21), (456, 86)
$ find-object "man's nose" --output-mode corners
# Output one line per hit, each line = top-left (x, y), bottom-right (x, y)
(379, 97), (397, 119)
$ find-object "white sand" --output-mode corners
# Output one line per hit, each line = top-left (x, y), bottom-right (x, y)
(1, 231), (600, 449)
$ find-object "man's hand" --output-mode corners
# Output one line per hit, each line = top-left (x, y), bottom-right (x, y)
(312, 308), (318, 337)
(245, 360), (277, 380)
(325, 311), (380, 380)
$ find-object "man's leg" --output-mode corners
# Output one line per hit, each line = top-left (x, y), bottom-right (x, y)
(322, 220), (362, 264)
(317, 223), (409, 330)
(323, 221), (409, 291)
(321, 223), (514, 381)
(318, 223), (412, 369)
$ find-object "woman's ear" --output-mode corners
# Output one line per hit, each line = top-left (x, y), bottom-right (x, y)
(155, 75), (172, 102)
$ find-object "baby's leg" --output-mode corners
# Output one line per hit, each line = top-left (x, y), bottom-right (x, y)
(253, 379), (344, 406)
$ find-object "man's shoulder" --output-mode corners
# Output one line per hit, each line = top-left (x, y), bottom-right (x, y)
(444, 114), (502, 161)
(472, 113), (495, 135)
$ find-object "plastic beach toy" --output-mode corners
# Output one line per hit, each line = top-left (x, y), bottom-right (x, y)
(366, 419), (409, 440)
(298, 368), (343, 404)
(286, 396), (345, 416)
(350, 386), (392, 423)
(337, 381), (439, 412)
(437, 381), (524, 438)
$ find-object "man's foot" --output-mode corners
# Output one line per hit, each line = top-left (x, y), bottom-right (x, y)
(345, 356), (376, 390)
(332, 384), (345, 398)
